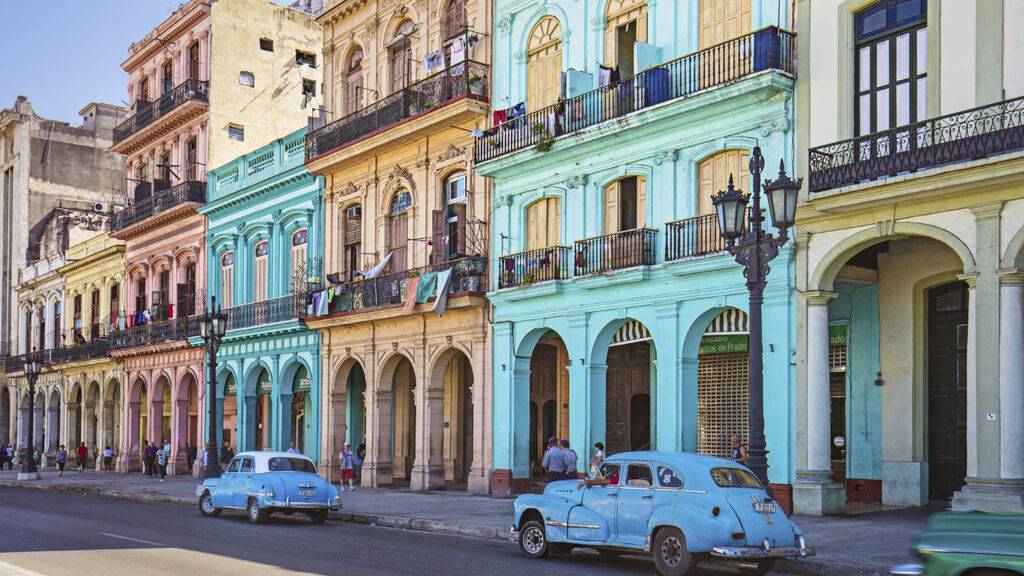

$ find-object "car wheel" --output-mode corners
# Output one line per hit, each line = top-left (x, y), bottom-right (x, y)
(739, 559), (776, 576)
(652, 527), (695, 576)
(309, 509), (329, 525)
(518, 520), (550, 559)
(198, 492), (221, 517)
(247, 498), (269, 524)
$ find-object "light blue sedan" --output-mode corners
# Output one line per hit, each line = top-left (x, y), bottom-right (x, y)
(513, 451), (813, 576)
(197, 451), (341, 524)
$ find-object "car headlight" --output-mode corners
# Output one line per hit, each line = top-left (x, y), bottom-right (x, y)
(333, 494), (341, 500)
(266, 491), (275, 498)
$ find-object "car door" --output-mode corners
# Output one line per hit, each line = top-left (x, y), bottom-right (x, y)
(231, 456), (256, 508)
(615, 462), (656, 548)
(214, 457), (242, 507)
(568, 462), (621, 542)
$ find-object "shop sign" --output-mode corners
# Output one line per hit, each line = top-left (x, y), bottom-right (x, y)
(293, 377), (312, 392)
(257, 376), (272, 394)
(224, 379), (237, 397)
(829, 324), (848, 347)
(699, 333), (749, 355)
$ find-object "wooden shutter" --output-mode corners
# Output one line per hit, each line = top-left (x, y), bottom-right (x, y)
(636, 176), (646, 228)
(189, 42), (200, 80)
(455, 202), (467, 255)
(526, 198), (561, 250)
(390, 212), (408, 273)
(604, 182), (619, 234)
(176, 284), (188, 319)
(432, 210), (446, 264)
(222, 266), (233, 308)
(527, 18), (563, 111)
(605, 2), (649, 67)
(699, 150), (749, 216)
(526, 202), (540, 251)
(547, 199), (560, 247)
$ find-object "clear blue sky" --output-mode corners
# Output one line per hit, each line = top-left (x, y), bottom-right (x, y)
(0, 0), (293, 123)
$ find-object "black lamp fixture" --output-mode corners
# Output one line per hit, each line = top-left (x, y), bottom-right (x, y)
(712, 146), (801, 495)
(19, 353), (44, 480)
(199, 296), (228, 479)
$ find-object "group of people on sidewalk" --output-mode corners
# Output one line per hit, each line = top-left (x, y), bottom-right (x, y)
(539, 437), (586, 482)
(0, 442), (116, 474)
(140, 440), (172, 481)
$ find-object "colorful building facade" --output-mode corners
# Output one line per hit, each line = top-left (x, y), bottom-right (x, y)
(304, 0), (494, 492)
(108, 0), (322, 475)
(477, 0), (799, 502)
(794, 0), (1024, 513)
(200, 128), (323, 460)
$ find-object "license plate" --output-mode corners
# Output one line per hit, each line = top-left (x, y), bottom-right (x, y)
(754, 501), (778, 514)
(299, 490), (316, 497)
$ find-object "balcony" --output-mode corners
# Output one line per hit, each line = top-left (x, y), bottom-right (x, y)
(306, 61), (489, 160)
(475, 27), (795, 163)
(317, 257), (487, 316)
(574, 229), (657, 276)
(111, 179), (206, 231)
(109, 315), (202, 350)
(50, 338), (110, 365)
(224, 293), (307, 331)
(498, 246), (572, 289)
(808, 96), (1024, 193)
(665, 214), (726, 261)
(112, 79), (209, 148)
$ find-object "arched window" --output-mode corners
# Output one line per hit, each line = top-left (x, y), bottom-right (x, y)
(254, 241), (269, 302)
(388, 187), (411, 273)
(291, 229), (309, 291)
(221, 251), (235, 308)
(390, 20), (415, 93)
(604, 175), (646, 233)
(604, 0), (649, 79)
(346, 47), (364, 115)
(446, 0), (467, 41)
(526, 197), (560, 251)
(527, 17), (563, 111)
(698, 150), (749, 217)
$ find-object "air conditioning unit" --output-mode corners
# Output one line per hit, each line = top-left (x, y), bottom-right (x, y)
(93, 202), (109, 213)
(345, 205), (362, 218)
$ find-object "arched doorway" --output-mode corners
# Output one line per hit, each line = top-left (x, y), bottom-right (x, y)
(697, 309), (750, 458)
(254, 368), (272, 451)
(152, 376), (171, 449)
(440, 351), (473, 484)
(0, 386), (10, 446)
(69, 385), (83, 450)
(222, 373), (238, 450)
(529, 332), (569, 476)
(346, 363), (366, 453)
(605, 320), (653, 455)
(104, 380), (121, 465)
(46, 389), (61, 456)
(85, 382), (100, 458)
(175, 372), (199, 473)
(391, 356), (416, 482)
(291, 365), (312, 454)
(927, 281), (968, 502)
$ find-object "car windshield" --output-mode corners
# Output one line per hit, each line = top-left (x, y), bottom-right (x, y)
(267, 457), (317, 473)
(710, 467), (763, 488)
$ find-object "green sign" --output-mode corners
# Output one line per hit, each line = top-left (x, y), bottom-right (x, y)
(257, 375), (272, 394)
(829, 325), (848, 347)
(699, 333), (749, 355)
(224, 377), (237, 397)
(293, 378), (311, 392)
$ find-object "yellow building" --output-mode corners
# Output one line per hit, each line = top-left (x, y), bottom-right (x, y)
(56, 233), (126, 469)
(303, 0), (493, 492)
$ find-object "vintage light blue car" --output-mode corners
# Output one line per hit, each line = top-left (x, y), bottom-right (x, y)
(196, 451), (341, 524)
(513, 451), (813, 576)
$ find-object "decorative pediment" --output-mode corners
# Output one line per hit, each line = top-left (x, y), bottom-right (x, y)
(437, 143), (466, 163)
(385, 164), (416, 194)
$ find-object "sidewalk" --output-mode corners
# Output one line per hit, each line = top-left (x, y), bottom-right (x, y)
(0, 469), (925, 576)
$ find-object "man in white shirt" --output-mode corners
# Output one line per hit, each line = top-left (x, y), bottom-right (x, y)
(287, 442), (301, 454)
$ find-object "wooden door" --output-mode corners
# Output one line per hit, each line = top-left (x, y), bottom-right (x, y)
(699, 150), (749, 216)
(530, 344), (558, 468)
(389, 212), (409, 274)
(605, 341), (650, 455)
(699, 0), (751, 87)
(390, 40), (411, 94)
(189, 42), (200, 81)
(527, 18), (563, 111)
(927, 282), (968, 502)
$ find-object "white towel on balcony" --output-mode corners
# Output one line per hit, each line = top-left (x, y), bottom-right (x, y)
(450, 37), (466, 65)
(431, 269), (453, 317)
(357, 251), (393, 279)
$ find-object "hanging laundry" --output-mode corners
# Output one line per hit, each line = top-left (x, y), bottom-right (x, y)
(492, 109), (506, 127)
(307, 292), (316, 315)
(317, 289), (330, 315)
(311, 291), (322, 315)
(402, 276), (420, 315)
(450, 37), (466, 65)
(415, 271), (438, 303)
(167, 304), (174, 319)
(431, 269), (453, 317)
(599, 65), (613, 88)
(422, 51), (445, 73)
(327, 287), (335, 303)
(356, 251), (393, 279)
(467, 34), (480, 49)
(505, 102), (525, 130)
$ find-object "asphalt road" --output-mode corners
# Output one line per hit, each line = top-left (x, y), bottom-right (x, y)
(0, 486), (784, 576)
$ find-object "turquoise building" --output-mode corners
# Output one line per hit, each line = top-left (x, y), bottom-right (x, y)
(198, 129), (325, 460)
(477, 0), (800, 505)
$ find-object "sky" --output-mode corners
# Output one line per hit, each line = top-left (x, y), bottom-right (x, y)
(0, 0), (293, 123)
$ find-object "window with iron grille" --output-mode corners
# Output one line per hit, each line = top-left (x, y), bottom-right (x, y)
(240, 71), (255, 87)
(228, 124), (244, 142)
(697, 351), (749, 459)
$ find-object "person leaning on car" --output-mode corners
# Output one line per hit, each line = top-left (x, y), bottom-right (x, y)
(577, 464), (620, 489)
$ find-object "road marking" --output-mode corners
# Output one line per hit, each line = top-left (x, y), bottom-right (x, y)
(0, 559), (49, 576)
(99, 532), (164, 546)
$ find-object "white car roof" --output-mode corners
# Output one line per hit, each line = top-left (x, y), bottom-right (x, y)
(234, 451), (313, 465)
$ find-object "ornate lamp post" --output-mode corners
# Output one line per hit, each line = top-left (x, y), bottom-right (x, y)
(19, 354), (43, 480)
(712, 145), (801, 494)
(198, 296), (228, 479)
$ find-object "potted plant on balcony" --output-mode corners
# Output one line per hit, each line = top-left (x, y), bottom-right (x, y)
(522, 273), (535, 285)
(531, 122), (555, 153)
(468, 74), (486, 95)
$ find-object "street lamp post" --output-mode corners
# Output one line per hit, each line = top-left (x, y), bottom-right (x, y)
(19, 354), (43, 480)
(199, 296), (228, 479)
(711, 145), (801, 495)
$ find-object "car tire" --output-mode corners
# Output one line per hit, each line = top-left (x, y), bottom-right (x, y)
(309, 509), (329, 525)
(652, 527), (695, 576)
(247, 498), (269, 524)
(198, 492), (221, 517)
(739, 559), (776, 576)
(518, 520), (550, 559)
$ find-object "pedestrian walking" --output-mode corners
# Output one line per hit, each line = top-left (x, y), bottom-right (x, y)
(156, 442), (168, 481)
(6, 444), (14, 469)
(589, 442), (605, 477)
(0, 445), (7, 470)
(729, 434), (748, 464)
(186, 443), (196, 472)
(353, 443), (365, 483)
(76, 442), (88, 474)
(287, 442), (301, 454)
(198, 445), (208, 479)
(56, 445), (68, 477)
(561, 439), (578, 479)
(338, 441), (355, 491)
(144, 441), (157, 476)
(102, 446), (113, 473)
(541, 436), (565, 482)
(221, 441), (234, 471)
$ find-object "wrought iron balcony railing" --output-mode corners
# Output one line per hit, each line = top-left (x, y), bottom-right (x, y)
(307, 61), (489, 159)
(49, 338), (110, 365)
(109, 315), (202, 350)
(574, 229), (657, 276)
(225, 293), (307, 331)
(113, 79), (210, 144)
(809, 95), (1024, 193)
(665, 214), (727, 261)
(318, 257), (487, 316)
(475, 27), (795, 163)
(498, 246), (572, 289)
(111, 179), (206, 231)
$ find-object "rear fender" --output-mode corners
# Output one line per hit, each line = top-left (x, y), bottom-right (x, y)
(648, 504), (739, 553)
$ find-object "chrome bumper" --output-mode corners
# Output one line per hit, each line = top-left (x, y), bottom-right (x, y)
(265, 498), (342, 511)
(712, 536), (814, 559)
(889, 564), (923, 576)
(510, 525), (519, 538)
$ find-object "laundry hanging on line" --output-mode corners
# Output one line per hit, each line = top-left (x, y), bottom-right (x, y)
(357, 251), (393, 279)
(431, 269), (453, 317)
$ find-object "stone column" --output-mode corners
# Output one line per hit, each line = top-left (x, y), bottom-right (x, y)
(794, 291), (844, 515)
(997, 269), (1024, 483)
(362, 387), (394, 486)
(467, 335), (490, 494)
(410, 386), (444, 490)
